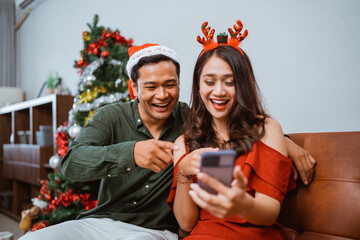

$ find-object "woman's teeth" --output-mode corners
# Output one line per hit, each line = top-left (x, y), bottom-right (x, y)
(212, 99), (226, 104)
(211, 99), (228, 105)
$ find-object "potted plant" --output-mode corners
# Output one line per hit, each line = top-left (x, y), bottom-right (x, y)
(46, 73), (59, 95)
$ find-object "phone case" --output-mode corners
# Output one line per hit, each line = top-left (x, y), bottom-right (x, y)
(198, 150), (236, 195)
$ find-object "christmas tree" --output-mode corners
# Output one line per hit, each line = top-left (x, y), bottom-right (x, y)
(69, 13), (133, 129)
(22, 14), (133, 232)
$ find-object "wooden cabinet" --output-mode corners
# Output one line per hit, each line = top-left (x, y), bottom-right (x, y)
(0, 94), (73, 220)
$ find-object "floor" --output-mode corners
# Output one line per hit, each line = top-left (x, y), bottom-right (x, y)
(0, 213), (24, 240)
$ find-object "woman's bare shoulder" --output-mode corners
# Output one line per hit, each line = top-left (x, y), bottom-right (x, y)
(261, 118), (288, 156)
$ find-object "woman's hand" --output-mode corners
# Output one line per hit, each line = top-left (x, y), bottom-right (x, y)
(189, 166), (249, 219)
(172, 139), (218, 232)
(179, 147), (218, 177)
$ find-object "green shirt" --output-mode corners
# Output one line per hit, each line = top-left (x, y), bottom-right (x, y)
(60, 98), (188, 233)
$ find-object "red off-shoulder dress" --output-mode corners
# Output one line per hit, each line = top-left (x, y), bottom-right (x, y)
(167, 141), (296, 240)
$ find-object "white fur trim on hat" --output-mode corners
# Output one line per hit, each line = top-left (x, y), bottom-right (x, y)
(126, 45), (179, 78)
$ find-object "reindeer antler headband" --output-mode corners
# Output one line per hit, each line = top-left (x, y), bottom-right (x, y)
(197, 19), (248, 56)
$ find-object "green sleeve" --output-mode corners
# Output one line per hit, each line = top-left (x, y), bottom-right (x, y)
(60, 107), (137, 182)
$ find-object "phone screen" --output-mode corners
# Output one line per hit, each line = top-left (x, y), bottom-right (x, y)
(198, 150), (236, 194)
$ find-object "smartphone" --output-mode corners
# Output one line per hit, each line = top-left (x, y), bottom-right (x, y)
(198, 150), (237, 195)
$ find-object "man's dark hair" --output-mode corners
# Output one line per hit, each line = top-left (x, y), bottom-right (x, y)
(130, 54), (180, 85)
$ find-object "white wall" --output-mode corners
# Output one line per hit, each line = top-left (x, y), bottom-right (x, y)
(16, 0), (360, 133)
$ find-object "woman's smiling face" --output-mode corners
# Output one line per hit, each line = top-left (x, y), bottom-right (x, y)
(199, 55), (236, 122)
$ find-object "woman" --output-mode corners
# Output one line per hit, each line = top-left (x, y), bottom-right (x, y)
(167, 20), (295, 239)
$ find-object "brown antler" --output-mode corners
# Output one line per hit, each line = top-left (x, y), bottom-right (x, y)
(197, 22), (215, 44)
(228, 19), (248, 42)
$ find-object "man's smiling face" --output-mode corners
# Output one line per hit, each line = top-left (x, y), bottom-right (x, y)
(133, 60), (180, 125)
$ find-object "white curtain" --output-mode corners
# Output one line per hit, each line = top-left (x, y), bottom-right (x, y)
(0, 0), (16, 87)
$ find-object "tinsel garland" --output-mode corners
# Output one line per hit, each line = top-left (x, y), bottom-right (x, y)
(67, 57), (130, 128)
(67, 91), (129, 128)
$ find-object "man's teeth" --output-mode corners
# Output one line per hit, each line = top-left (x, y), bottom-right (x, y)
(154, 103), (168, 107)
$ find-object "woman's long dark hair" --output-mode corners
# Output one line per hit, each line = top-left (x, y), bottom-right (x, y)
(184, 45), (268, 156)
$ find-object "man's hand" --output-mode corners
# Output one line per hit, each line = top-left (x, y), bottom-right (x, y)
(285, 137), (316, 185)
(134, 139), (179, 173)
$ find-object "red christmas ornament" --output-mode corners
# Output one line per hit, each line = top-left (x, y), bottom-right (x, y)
(76, 59), (85, 68)
(127, 38), (134, 47)
(114, 35), (121, 42)
(55, 129), (69, 158)
(102, 29), (111, 38)
(87, 43), (97, 54)
(82, 31), (88, 36)
(116, 36), (125, 44)
(92, 48), (99, 55)
(31, 220), (49, 232)
(39, 180), (50, 195)
(55, 178), (61, 185)
(70, 193), (80, 203)
(101, 50), (110, 58)
(99, 39), (107, 47)
(45, 194), (52, 202)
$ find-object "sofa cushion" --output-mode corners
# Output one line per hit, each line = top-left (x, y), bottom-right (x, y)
(278, 132), (360, 240)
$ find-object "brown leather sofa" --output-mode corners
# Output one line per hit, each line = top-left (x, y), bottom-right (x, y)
(278, 132), (360, 240)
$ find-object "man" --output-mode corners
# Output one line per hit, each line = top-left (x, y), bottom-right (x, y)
(20, 43), (315, 240)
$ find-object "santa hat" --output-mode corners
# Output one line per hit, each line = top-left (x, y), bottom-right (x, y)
(126, 43), (179, 78)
